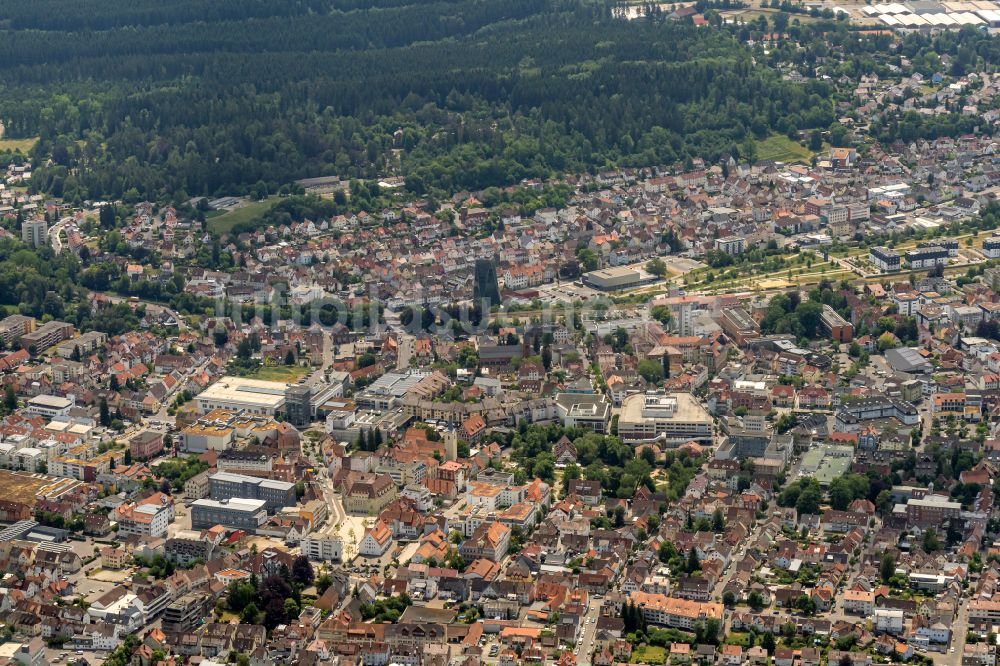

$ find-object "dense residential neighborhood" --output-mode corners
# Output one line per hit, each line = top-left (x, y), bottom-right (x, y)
(12, 5), (1000, 666)
(2, 133), (1000, 666)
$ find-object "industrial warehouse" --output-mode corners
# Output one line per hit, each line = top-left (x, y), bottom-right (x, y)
(862, 1), (1000, 29)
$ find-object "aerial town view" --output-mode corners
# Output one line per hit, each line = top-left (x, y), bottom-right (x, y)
(7, 1), (1000, 666)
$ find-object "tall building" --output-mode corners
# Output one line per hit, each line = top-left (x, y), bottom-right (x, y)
(21, 218), (47, 249)
(870, 246), (900, 272)
(162, 594), (208, 632)
(473, 259), (500, 307)
(284, 384), (312, 427)
(443, 429), (458, 462)
(718, 306), (760, 346)
(820, 305), (854, 343)
(672, 299), (695, 336)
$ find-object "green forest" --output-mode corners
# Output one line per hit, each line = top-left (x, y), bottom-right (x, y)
(0, 0), (837, 202)
(1, 0), (997, 203)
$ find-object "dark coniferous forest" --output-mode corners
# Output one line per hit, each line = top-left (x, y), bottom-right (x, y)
(0, 0), (977, 201)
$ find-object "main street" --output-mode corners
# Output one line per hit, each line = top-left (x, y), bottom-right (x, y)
(574, 596), (603, 664)
(926, 598), (968, 666)
(396, 334), (415, 370)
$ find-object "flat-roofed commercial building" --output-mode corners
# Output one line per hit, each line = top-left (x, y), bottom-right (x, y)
(177, 421), (235, 453)
(554, 393), (611, 433)
(191, 497), (268, 530)
(208, 472), (296, 513)
(583, 267), (657, 291)
(355, 370), (443, 411)
(25, 395), (73, 419)
(908, 572), (953, 593)
(618, 392), (713, 444)
(178, 408), (288, 453)
(195, 376), (288, 416)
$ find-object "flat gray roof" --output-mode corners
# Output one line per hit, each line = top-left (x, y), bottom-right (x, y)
(27, 395), (73, 408)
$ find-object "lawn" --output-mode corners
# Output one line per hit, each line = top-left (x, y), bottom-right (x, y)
(631, 645), (666, 664)
(755, 134), (813, 164)
(0, 137), (38, 153)
(207, 196), (280, 235)
(688, 262), (853, 294)
(246, 364), (311, 383)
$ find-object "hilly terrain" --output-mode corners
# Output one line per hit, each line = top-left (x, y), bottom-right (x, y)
(0, 0), (833, 200)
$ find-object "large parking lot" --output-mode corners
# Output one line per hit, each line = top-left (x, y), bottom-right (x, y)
(76, 566), (126, 603)
(536, 281), (603, 303)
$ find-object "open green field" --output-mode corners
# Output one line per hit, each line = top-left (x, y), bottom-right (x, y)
(247, 364), (311, 383)
(631, 646), (666, 664)
(207, 196), (280, 235)
(722, 8), (825, 25)
(755, 134), (813, 164)
(679, 250), (845, 293)
(0, 137), (37, 153)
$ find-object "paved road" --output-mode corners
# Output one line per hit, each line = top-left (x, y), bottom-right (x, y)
(96, 292), (189, 332)
(926, 597), (967, 666)
(575, 597), (602, 663)
(823, 251), (875, 279)
(301, 330), (333, 390)
(48, 217), (68, 254)
(711, 523), (764, 602)
(397, 334), (415, 370)
(380, 305), (416, 369)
